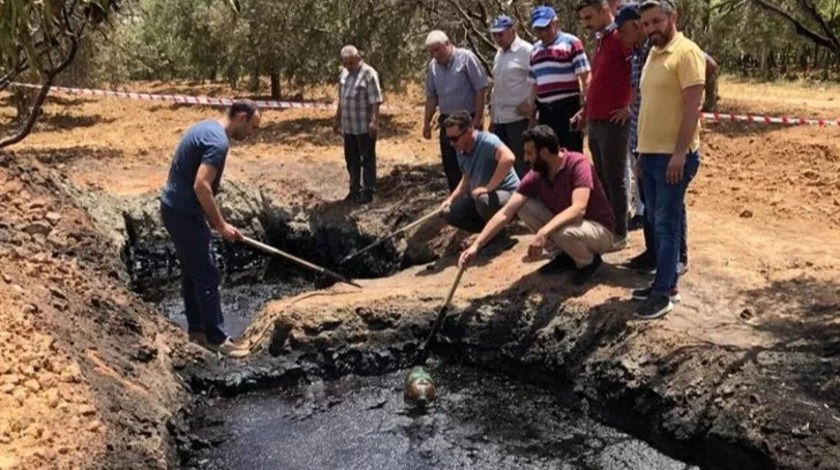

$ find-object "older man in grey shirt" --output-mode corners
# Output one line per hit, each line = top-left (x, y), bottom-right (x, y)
(423, 30), (489, 191)
(489, 15), (533, 178)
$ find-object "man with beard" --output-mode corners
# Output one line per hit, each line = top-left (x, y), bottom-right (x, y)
(618, 1), (718, 275)
(457, 125), (616, 286)
(631, 0), (705, 320)
(423, 30), (489, 191)
(159, 100), (260, 357)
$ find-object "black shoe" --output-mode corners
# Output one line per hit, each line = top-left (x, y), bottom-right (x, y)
(538, 252), (575, 275)
(631, 285), (681, 303)
(628, 214), (645, 232)
(634, 294), (674, 320)
(625, 250), (656, 271)
(358, 191), (374, 204)
(572, 255), (603, 286)
(344, 191), (360, 202)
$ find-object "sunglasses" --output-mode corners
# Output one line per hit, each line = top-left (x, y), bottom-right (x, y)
(448, 130), (468, 144)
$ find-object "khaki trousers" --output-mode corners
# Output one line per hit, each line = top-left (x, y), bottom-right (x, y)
(517, 199), (614, 267)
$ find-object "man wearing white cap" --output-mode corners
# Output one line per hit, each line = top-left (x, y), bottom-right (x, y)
(489, 15), (533, 177)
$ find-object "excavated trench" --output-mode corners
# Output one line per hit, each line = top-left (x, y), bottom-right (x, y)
(115, 180), (708, 470)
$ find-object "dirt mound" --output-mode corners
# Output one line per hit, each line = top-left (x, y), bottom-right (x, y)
(0, 153), (194, 470)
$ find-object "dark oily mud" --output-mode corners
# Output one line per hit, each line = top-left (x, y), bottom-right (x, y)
(183, 365), (699, 470)
(121, 166), (455, 299)
(219, 282), (840, 470)
(158, 280), (313, 339)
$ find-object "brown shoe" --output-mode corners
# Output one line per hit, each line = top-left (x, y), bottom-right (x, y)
(206, 338), (250, 358)
(188, 332), (208, 346)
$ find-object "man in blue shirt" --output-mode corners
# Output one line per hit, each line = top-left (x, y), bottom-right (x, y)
(440, 110), (520, 234)
(159, 100), (261, 357)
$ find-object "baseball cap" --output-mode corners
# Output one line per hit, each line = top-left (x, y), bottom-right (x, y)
(530, 5), (556, 28)
(490, 15), (514, 33)
(615, 2), (641, 28)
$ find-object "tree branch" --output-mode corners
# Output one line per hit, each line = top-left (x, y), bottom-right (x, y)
(0, 60), (30, 91)
(0, 5), (82, 150)
(751, 0), (839, 53)
(795, 0), (840, 52)
(446, 0), (496, 74)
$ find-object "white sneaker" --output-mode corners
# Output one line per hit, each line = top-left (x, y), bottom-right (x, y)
(206, 338), (250, 358)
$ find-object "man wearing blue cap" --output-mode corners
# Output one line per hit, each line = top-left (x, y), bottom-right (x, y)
(490, 15), (533, 177)
(527, 5), (591, 153)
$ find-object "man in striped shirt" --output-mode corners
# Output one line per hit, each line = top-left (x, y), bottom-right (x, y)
(527, 5), (591, 153)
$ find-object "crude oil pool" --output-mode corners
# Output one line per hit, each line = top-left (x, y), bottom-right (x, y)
(183, 365), (698, 470)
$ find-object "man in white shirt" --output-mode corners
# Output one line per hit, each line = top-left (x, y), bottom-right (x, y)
(489, 15), (533, 177)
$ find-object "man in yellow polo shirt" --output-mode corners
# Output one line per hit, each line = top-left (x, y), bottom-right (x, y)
(632, 0), (704, 320)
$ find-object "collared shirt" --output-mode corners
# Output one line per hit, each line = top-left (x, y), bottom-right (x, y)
(637, 32), (706, 154)
(629, 39), (652, 152)
(528, 33), (591, 104)
(426, 47), (489, 115)
(585, 23), (631, 120)
(339, 62), (383, 135)
(491, 36), (533, 124)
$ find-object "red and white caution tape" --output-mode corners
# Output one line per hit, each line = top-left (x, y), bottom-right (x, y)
(8, 82), (840, 127)
(702, 111), (840, 127)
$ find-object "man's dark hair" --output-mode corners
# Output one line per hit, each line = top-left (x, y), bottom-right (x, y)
(640, 0), (675, 14)
(228, 99), (259, 120)
(442, 110), (473, 130)
(522, 125), (559, 154)
(576, 0), (608, 12)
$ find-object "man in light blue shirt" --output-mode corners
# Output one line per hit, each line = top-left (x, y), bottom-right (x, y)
(439, 111), (520, 233)
(423, 30), (489, 192)
(490, 15), (534, 177)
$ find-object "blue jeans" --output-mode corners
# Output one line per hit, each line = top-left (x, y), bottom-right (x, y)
(160, 201), (228, 344)
(640, 151), (700, 296)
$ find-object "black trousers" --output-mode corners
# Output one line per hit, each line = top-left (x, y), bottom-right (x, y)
(343, 133), (377, 194)
(537, 96), (584, 152)
(492, 119), (530, 178)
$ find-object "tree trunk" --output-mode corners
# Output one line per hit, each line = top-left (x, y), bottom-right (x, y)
(703, 72), (718, 112)
(270, 72), (281, 99)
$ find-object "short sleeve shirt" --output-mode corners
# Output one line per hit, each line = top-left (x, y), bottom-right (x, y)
(456, 131), (520, 192)
(160, 120), (229, 214)
(528, 33), (591, 104)
(426, 48), (489, 114)
(491, 36), (533, 124)
(339, 62), (383, 135)
(637, 33), (706, 154)
(516, 151), (615, 232)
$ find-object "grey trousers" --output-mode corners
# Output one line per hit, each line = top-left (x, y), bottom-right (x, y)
(343, 133), (376, 194)
(444, 190), (513, 233)
(587, 119), (629, 237)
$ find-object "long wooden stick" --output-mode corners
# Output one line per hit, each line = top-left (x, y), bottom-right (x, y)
(241, 236), (362, 289)
(339, 207), (443, 264)
(414, 263), (467, 365)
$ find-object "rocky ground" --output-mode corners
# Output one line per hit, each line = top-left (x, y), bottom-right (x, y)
(0, 154), (208, 470)
(1, 77), (839, 469)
